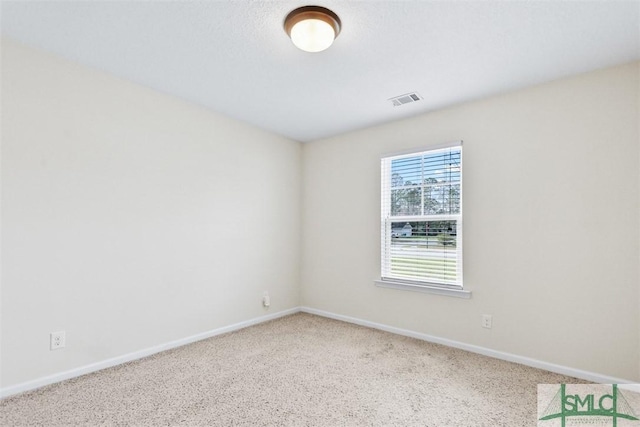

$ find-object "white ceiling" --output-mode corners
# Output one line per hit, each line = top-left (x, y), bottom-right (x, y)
(2, 1), (639, 142)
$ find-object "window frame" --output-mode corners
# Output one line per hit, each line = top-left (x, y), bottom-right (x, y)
(377, 141), (470, 298)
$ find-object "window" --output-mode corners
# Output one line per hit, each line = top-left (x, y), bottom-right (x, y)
(380, 143), (464, 293)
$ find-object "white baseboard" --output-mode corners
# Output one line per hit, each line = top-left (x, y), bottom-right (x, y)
(300, 306), (636, 385)
(3, 306), (636, 399)
(0, 307), (299, 399)
(619, 384), (640, 393)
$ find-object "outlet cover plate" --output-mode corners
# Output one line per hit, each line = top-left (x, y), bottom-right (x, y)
(482, 315), (492, 329)
(50, 331), (66, 350)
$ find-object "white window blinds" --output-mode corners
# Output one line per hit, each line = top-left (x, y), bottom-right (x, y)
(381, 144), (463, 288)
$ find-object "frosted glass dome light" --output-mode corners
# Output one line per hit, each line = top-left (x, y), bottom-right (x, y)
(284, 6), (341, 53)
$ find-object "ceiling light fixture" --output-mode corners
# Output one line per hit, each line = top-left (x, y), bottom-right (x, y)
(284, 6), (341, 53)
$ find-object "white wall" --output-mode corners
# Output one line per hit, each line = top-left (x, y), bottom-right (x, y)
(302, 62), (640, 381)
(1, 39), (301, 388)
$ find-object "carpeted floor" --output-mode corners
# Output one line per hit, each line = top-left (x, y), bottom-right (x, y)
(1, 313), (588, 426)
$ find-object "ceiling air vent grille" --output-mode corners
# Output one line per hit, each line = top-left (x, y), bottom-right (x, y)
(389, 92), (422, 107)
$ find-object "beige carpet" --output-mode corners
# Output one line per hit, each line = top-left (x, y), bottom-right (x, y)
(1, 313), (585, 426)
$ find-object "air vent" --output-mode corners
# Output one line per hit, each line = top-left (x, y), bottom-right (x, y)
(389, 92), (422, 107)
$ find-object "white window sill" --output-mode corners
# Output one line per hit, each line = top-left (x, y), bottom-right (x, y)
(374, 279), (471, 299)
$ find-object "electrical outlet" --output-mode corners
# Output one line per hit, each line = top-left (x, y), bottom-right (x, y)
(50, 331), (66, 350)
(262, 291), (270, 308)
(482, 315), (493, 329)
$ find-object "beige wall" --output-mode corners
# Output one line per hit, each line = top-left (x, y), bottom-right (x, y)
(1, 39), (302, 388)
(2, 37), (638, 390)
(301, 62), (640, 381)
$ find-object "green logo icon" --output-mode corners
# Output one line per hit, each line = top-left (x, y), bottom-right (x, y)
(539, 384), (639, 427)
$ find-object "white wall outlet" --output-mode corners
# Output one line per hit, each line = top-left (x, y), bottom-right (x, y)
(50, 331), (66, 350)
(262, 291), (270, 308)
(482, 314), (493, 329)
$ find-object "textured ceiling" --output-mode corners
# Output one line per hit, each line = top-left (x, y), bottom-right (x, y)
(2, 1), (639, 142)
